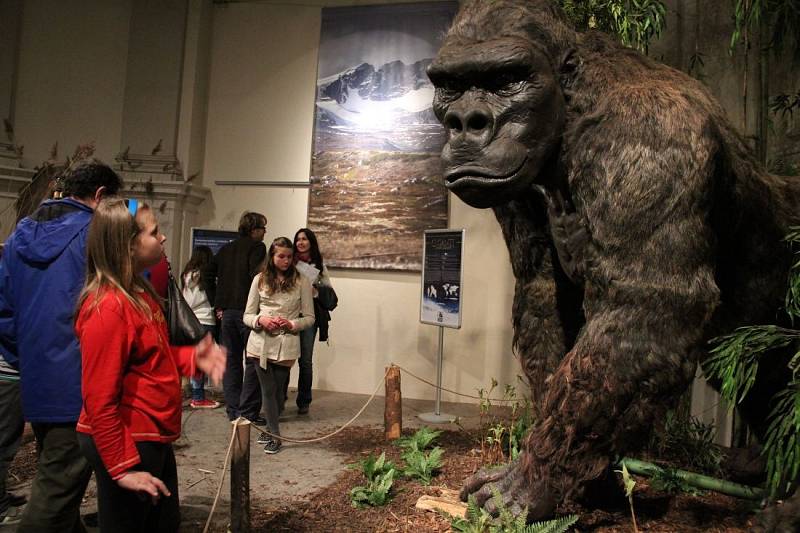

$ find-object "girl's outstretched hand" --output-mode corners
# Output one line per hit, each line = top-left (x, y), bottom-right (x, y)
(117, 471), (170, 504)
(194, 333), (226, 385)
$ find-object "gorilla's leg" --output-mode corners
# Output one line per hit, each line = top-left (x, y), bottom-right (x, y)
(463, 341), (696, 519)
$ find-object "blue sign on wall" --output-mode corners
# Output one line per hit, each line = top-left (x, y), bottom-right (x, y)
(191, 228), (239, 255)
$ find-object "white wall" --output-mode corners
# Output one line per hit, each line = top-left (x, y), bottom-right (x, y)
(201, 0), (522, 402)
(6, 0), (524, 403)
(14, 0), (132, 166)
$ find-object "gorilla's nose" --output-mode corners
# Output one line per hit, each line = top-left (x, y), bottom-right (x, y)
(444, 104), (494, 147)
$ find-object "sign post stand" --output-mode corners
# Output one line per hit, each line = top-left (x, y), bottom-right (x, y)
(419, 326), (453, 423)
(418, 229), (464, 424)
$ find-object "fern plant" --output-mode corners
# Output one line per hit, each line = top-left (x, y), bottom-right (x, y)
(706, 226), (800, 499)
(648, 410), (723, 475)
(396, 426), (442, 452)
(396, 427), (445, 484)
(451, 491), (579, 533)
(349, 468), (396, 508)
(649, 467), (705, 496)
(402, 446), (444, 485)
(350, 451), (397, 478)
(348, 452), (398, 508)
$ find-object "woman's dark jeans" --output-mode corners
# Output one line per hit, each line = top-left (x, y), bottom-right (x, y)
(296, 325), (318, 408)
(256, 361), (290, 439)
(77, 434), (179, 533)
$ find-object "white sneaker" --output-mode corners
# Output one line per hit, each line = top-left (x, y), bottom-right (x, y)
(0, 505), (22, 526)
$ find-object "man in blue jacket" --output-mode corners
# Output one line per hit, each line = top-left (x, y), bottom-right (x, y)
(0, 160), (122, 532)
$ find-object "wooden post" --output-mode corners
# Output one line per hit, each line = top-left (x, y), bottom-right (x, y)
(230, 419), (251, 533)
(384, 365), (402, 440)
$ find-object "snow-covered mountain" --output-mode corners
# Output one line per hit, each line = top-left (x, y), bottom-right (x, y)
(316, 59), (437, 128)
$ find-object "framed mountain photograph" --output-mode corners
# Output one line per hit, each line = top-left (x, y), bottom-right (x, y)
(308, 2), (458, 271)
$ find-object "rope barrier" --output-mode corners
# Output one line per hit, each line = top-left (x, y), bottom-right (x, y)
(201, 364), (523, 530)
(253, 366), (390, 444)
(253, 364), (520, 443)
(391, 363), (521, 402)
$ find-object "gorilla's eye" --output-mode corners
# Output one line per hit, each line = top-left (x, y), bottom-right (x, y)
(435, 85), (463, 103)
(490, 70), (530, 97)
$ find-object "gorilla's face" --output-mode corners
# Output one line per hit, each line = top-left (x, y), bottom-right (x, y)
(429, 37), (565, 208)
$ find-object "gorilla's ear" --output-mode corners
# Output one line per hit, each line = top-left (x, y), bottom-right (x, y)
(558, 49), (580, 91)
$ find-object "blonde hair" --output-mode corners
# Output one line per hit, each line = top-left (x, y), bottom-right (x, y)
(77, 196), (161, 318)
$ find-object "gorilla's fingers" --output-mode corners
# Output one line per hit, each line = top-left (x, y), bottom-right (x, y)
(459, 465), (508, 501)
(483, 490), (500, 517)
(508, 501), (527, 521)
(473, 482), (498, 511)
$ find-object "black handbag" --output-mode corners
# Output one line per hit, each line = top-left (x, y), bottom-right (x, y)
(166, 265), (206, 346)
(316, 284), (338, 312)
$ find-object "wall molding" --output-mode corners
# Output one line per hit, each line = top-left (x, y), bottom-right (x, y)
(214, 179), (310, 187)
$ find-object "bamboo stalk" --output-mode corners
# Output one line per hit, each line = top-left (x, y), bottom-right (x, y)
(618, 458), (765, 500)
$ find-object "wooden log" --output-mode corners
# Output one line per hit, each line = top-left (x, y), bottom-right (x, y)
(415, 489), (467, 518)
(230, 419), (251, 533)
(384, 365), (402, 440)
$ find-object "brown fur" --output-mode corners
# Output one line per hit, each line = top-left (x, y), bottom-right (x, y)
(434, 0), (800, 522)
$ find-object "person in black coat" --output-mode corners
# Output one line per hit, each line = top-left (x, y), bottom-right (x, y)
(288, 228), (335, 415)
(202, 212), (267, 422)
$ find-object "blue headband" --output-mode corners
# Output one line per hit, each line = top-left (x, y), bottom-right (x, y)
(126, 198), (139, 216)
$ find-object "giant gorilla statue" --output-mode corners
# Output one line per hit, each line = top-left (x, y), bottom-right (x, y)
(429, 0), (800, 524)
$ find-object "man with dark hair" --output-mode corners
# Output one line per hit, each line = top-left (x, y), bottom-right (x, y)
(0, 160), (122, 532)
(203, 211), (267, 422)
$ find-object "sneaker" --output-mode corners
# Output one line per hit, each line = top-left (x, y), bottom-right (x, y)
(297, 405), (309, 415)
(190, 399), (220, 409)
(248, 416), (267, 427)
(263, 439), (282, 454)
(82, 512), (99, 528)
(0, 505), (22, 526)
(256, 431), (270, 444)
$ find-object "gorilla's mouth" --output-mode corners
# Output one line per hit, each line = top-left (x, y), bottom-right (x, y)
(444, 157), (528, 191)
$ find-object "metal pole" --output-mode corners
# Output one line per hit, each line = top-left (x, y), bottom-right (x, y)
(419, 326), (454, 424)
(434, 326), (444, 415)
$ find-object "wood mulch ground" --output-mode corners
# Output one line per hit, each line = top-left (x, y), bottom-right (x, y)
(252, 426), (760, 532)
(7, 438), (37, 489)
(7, 421), (761, 531)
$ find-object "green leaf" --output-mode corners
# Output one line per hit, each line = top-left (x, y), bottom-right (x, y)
(395, 426), (442, 452)
(527, 513), (579, 533)
(615, 463), (637, 499)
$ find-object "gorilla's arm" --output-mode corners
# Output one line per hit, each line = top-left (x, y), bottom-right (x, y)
(494, 195), (585, 391)
(465, 89), (723, 517)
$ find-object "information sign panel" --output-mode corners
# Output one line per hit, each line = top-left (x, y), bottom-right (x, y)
(420, 229), (464, 329)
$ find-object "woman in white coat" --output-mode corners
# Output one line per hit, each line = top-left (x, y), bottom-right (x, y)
(243, 237), (314, 454)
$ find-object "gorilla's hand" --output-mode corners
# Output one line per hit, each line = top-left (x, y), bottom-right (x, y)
(460, 456), (556, 521)
(760, 490), (800, 532)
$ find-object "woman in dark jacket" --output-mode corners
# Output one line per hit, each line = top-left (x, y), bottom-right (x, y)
(287, 228), (335, 415)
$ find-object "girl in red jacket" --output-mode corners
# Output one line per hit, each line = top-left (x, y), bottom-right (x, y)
(75, 197), (225, 533)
